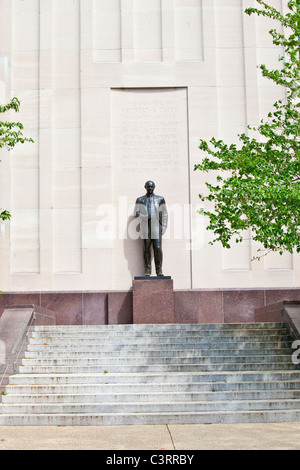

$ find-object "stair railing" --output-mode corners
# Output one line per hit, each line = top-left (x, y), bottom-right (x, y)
(12, 311), (36, 372)
(0, 310), (36, 397)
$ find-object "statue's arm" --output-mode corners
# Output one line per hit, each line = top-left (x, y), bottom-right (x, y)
(134, 199), (140, 217)
(135, 198), (147, 218)
(160, 198), (168, 234)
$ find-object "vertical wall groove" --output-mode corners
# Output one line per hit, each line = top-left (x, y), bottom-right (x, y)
(11, 0), (41, 275)
(52, 0), (82, 274)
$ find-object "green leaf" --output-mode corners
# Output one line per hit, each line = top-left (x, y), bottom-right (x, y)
(194, 0), (300, 259)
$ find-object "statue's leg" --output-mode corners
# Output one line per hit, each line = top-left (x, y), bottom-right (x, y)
(153, 238), (163, 276)
(143, 238), (152, 275)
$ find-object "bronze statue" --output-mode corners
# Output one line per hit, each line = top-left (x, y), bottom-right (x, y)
(135, 181), (168, 276)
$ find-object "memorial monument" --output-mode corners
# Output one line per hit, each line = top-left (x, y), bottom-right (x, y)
(133, 181), (174, 324)
(134, 181), (168, 277)
(0, 1), (295, 324)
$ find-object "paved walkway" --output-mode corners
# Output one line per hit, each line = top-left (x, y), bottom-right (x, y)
(0, 422), (299, 450)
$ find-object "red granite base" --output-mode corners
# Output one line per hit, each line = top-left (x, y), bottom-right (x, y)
(132, 279), (175, 324)
(2, 288), (300, 325)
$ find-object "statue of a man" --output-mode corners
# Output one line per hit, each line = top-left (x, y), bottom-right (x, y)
(135, 181), (168, 276)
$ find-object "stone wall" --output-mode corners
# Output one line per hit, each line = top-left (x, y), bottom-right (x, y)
(1, 287), (300, 325)
(0, 0), (298, 293)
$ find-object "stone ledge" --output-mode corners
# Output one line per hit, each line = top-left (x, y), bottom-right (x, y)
(255, 300), (300, 340)
(1, 289), (300, 325)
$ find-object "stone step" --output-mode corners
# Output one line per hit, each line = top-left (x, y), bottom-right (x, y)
(8, 370), (300, 385)
(24, 349), (293, 360)
(0, 408), (296, 426)
(18, 361), (298, 374)
(28, 333), (290, 343)
(30, 328), (288, 338)
(2, 322), (300, 425)
(33, 322), (285, 331)
(26, 340), (291, 351)
(5, 379), (300, 395)
(25, 346), (293, 357)
(2, 409), (300, 426)
(21, 354), (294, 366)
(3, 389), (300, 404)
(2, 398), (300, 414)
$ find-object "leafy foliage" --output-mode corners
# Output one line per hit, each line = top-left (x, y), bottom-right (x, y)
(194, 0), (300, 258)
(0, 97), (34, 151)
(0, 97), (34, 221)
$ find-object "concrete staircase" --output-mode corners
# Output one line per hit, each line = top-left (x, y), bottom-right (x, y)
(1, 322), (300, 425)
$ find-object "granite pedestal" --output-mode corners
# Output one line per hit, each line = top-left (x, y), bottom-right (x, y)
(132, 277), (175, 324)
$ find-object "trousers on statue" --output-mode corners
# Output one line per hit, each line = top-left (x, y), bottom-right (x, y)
(143, 220), (163, 275)
(143, 238), (163, 275)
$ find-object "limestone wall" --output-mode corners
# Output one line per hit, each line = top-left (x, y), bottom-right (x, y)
(0, 0), (297, 292)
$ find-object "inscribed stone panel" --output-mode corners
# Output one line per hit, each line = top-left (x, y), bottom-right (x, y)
(111, 87), (191, 289)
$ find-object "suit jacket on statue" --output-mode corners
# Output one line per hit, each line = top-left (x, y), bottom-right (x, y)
(135, 194), (168, 240)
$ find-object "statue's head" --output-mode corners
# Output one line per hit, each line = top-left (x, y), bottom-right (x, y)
(144, 180), (155, 195)
(144, 180), (155, 190)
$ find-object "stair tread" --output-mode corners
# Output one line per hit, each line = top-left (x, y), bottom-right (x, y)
(2, 322), (300, 425)
(2, 409), (300, 415)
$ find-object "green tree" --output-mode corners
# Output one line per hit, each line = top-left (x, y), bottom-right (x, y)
(194, 0), (300, 258)
(0, 96), (33, 221)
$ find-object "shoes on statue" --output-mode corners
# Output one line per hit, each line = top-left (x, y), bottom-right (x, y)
(144, 269), (163, 277)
